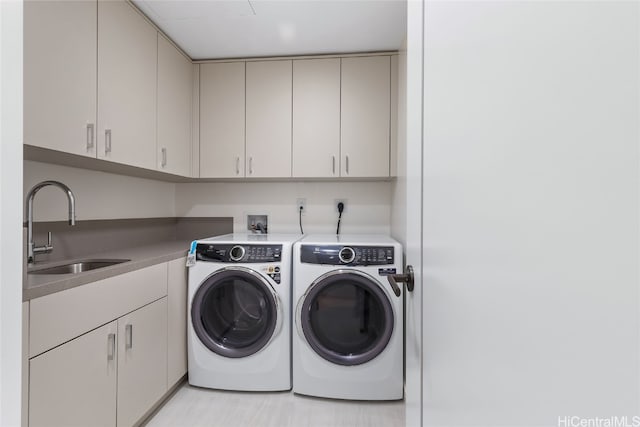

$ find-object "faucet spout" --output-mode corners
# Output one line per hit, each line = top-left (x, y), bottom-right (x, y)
(26, 180), (76, 264)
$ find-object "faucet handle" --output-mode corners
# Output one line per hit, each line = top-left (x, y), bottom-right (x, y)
(33, 231), (54, 256)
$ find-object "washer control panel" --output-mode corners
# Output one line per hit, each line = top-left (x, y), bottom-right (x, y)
(196, 243), (282, 263)
(300, 245), (394, 266)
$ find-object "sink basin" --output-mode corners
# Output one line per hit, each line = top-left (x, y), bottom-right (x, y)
(29, 259), (130, 275)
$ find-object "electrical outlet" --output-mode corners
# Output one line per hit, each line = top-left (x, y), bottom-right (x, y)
(335, 199), (347, 213)
(297, 198), (306, 214)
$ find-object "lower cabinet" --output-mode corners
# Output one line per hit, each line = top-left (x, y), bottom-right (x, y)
(167, 257), (187, 386)
(29, 321), (118, 427)
(29, 298), (168, 427)
(117, 298), (168, 427)
(26, 259), (187, 427)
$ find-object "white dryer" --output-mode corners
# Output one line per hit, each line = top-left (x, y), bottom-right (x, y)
(188, 233), (301, 391)
(292, 234), (404, 400)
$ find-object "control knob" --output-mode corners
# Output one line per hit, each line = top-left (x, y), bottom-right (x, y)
(339, 246), (356, 264)
(229, 245), (246, 262)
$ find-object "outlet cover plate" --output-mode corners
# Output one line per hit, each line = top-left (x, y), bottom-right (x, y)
(297, 198), (306, 214)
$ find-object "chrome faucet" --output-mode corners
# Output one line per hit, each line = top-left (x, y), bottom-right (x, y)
(26, 180), (76, 264)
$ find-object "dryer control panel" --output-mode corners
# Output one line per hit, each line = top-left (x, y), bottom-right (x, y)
(196, 244), (282, 263)
(300, 245), (394, 266)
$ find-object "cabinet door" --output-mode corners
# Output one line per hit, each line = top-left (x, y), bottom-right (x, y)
(167, 258), (187, 386)
(24, 0), (97, 157)
(157, 35), (192, 177)
(292, 58), (340, 178)
(29, 321), (117, 427)
(341, 56), (391, 177)
(30, 263), (167, 358)
(117, 298), (168, 427)
(199, 62), (246, 178)
(97, 0), (157, 170)
(246, 60), (292, 178)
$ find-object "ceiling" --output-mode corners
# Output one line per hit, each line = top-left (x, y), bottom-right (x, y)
(132, 0), (407, 60)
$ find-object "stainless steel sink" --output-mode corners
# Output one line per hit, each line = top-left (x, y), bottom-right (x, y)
(29, 259), (130, 275)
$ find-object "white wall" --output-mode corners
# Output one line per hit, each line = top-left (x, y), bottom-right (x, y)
(0, 0), (23, 425)
(390, 39), (407, 247)
(24, 161), (176, 222)
(420, 1), (639, 425)
(24, 161), (394, 234)
(175, 181), (392, 235)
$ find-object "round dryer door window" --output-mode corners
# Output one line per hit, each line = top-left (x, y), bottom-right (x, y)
(299, 270), (394, 366)
(192, 266), (280, 358)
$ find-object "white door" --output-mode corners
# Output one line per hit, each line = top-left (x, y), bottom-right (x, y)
(413, 2), (639, 425)
(403, 1), (424, 425)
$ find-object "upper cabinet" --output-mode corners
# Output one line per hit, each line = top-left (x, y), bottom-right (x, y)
(292, 58), (341, 178)
(24, 0), (98, 158)
(24, 3), (394, 181)
(25, 0), (195, 178)
(200, 62), (246, 178)
(246, 60), (293, 178)
(97, 0), (157, 170)
(157, 35), (193, 177)
(341, 56), (391, 178)
(199, 55), (393, 180)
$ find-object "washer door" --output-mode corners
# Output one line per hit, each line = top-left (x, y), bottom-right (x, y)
(298, 270), (394, 366)
(192, 266), (281, 358)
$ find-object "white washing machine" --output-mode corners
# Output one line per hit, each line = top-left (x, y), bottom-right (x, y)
(188, 233), (301, 391)
(292, 234), (404, 400)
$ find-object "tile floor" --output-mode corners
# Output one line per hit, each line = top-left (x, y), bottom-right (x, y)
(146, 384), (405, 427)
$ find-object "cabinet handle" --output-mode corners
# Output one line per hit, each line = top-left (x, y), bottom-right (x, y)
(125, 324), (133, 350)
(249, 157), (253, 175)
(105, 129), (112, 154)
(161, 148), (167, 168)
(86, 123), (94, 150)
(107, 333), (115, 361)
(236, 157), (240, 175)
(345, 155), (349, 175)
(332, 156), (336, 175)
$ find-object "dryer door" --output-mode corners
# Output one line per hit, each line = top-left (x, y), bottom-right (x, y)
(192, 266), (281, 358)
(298, 269), (395, 366)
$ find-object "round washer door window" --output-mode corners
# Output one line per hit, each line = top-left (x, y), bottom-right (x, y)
(192, 267), (280, 358)
(299, 270), (394, 366)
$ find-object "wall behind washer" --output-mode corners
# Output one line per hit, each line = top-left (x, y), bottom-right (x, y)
(390, 38), (408, 247)
(25, 161), (394, 234)
(175, 181), (393, 235)
(24, 161), (176, 221)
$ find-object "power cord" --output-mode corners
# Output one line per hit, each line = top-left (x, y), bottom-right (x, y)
(336, 202), (344, 235)
(255, 222), (267, 234)
(299, 206), (304, 234)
